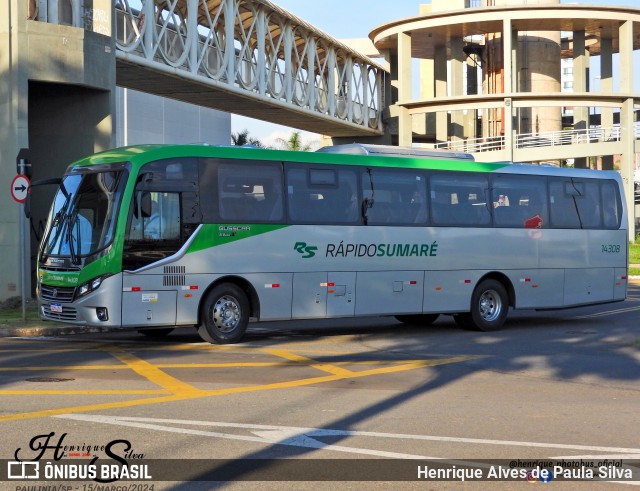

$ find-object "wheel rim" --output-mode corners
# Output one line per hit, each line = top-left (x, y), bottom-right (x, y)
(212, 295), (241, 332)
(478, 289), (502, 322)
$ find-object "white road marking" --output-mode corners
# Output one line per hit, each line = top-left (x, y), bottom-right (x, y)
(573, 305), (640, 319)
(56, 414), (640, 456)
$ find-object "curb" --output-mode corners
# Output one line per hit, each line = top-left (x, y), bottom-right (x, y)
(0, 324), (117, 338)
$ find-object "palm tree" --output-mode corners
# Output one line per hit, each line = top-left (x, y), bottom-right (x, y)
(274, 131), (316, 151)
(231, 129), (263, 147)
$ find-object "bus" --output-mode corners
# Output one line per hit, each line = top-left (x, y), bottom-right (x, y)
(35, 144), (628, 343)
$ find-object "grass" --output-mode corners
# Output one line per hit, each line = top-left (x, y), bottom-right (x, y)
(0, 303), (42, 326)
(630, 242), (640, 276)
(630, 242), (640, 264)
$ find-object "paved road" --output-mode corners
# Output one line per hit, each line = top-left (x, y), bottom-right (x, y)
(0, 285), (639, 490)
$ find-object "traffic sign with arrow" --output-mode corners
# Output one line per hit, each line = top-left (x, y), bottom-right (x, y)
(11, 174), (30, 203)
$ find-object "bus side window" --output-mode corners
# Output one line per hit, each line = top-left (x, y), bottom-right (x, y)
(601, 181), (621, 229)
(550, 179), (580, 228)
(551, 179), (602, 229)
(362, 169), (427, 225)
(430, 174), (489, 226)
(217, 162), (283, 223)
(286, 165), (358, 224)
(492, 175), (547, 228)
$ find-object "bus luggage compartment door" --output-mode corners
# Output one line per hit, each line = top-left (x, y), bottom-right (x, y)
(355, 271), (424, 315)
(327, 272), (356, 317)
(122, 290), (177, 326)
(292, 272), (327, 318)
(563, 268), (614, 306)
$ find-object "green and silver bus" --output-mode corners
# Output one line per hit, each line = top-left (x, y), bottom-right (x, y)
(36, 144), (628, 343)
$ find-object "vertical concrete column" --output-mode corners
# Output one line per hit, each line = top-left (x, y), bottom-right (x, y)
(0, 0), (27, 300)
(434, 44), (447, 143)
(397, 31), (412, 147)
(502, 19), (514, 161)
(619, 20), (635, 239)
(600, 36), (614, 170)
(450, 36), (464, 143)
(416, 55), (434, 140)
(465, 56), (478, 141)
(573, 30), (589, 168)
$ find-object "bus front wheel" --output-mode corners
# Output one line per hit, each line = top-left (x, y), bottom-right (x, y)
(468, 279), (509, 331)
(198, 283), (249, 344)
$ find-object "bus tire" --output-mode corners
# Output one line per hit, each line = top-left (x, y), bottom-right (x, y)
(395, 314), (439, 326)
(469, 279), (509, 331)
(198, 283), (249, 344)
(138, 328), (174, 337)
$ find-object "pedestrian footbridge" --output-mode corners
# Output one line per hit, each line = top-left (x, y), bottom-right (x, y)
(111, 0), (385, 136)
(32, 0), (385, 136)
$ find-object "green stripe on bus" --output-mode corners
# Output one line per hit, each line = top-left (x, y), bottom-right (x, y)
(187, 224), (289, 254)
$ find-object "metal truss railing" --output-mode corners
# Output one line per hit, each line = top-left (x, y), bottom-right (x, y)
(111, 0), (385, 131)
(433, 124), (640, 154)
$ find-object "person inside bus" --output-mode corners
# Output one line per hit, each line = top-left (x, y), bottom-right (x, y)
(144, 200), (161, 239)
(58, 212), (93, 256)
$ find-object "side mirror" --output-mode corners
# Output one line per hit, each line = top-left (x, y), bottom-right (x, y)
(24, 177), (63, 219)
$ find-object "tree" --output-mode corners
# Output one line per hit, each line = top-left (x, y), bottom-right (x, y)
(231, 129), (263, 147)
(274, 131), (317, 151)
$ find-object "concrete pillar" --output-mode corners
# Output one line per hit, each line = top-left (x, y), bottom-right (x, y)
(573, 30), (589, 168)
(396, 32), (412, 147)
(465, 56), (478, 142)
(619, 20), (635, 239)
(502, 19), (514, 161)
(0, 0), (115, 300)
(600, 36), (614, 171)
(450, 36), (464, 143)
(0, 0), (28, 301)
(434, 44), (448, 143)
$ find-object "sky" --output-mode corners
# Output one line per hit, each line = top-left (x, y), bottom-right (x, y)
(231, 0), (640, 148)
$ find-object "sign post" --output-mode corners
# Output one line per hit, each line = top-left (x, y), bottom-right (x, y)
(13, 152), (31, 321)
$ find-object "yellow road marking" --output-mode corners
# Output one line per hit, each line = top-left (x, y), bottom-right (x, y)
(0, 390), (170, 395)
(0, 339), (479, 422)
(260, 348), (356, 377)
(107, 349), (202, 395)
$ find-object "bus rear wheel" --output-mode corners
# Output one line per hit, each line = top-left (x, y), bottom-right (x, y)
(468, 279), (509, 331)
(198, 283), (249, 344)
(395, 314), (439, 326)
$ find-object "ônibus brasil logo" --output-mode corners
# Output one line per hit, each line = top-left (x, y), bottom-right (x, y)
(294, 241), (318, 258)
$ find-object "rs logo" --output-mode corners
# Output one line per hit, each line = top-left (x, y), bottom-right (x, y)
(294, 241), (318, 258)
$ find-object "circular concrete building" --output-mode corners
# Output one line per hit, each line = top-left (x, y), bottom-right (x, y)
(370, 1), (640, 233)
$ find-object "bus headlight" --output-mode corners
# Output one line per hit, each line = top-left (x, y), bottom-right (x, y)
(76, 274), (112, 299)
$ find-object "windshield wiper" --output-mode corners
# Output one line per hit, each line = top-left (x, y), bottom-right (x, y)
(39, 181), (73, 264)
(40, 200), (71, 264)
(66, 208), (80, 265)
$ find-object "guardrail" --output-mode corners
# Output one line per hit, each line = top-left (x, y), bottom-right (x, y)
(433, 124), (639, 154)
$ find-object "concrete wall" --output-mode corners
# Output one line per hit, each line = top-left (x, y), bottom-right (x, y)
(115, 88), (230, 147)
(0, 0), (115, 300)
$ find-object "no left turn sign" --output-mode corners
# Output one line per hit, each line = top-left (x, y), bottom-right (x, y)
(11, 174), (30, 203)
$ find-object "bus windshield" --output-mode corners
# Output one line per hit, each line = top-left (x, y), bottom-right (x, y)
(41, 168), (128, 263)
